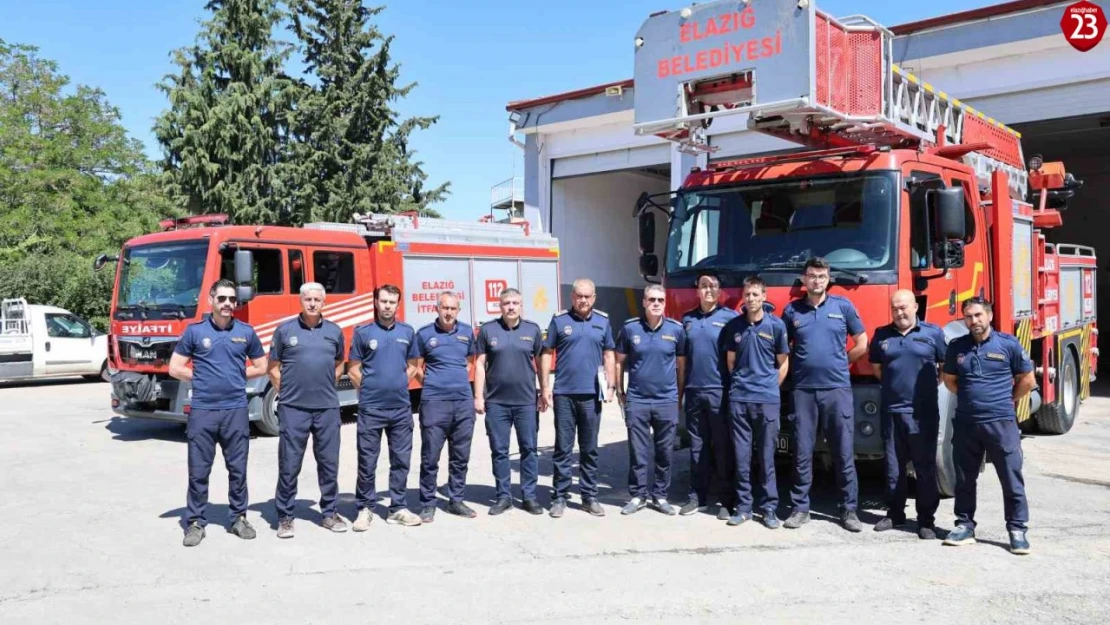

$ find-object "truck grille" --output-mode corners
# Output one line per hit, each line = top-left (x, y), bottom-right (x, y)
(117, 337), (178, 367)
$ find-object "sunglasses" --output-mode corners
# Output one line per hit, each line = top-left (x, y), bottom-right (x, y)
(216, 295), (238, 304)
(646, 297), (666, 303)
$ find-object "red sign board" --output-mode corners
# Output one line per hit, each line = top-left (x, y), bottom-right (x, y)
(1061, 1), (1107, 52)
(485, 279), (508, 314)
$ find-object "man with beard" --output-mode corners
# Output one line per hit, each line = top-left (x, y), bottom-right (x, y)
(615, 284), (687, 516)
(474, 287), (545, 516)
(348, 284), (424, 530)
(941, 297), (1035, 555)
(678, 271), (738, 518)
(412, 291), (478, 522)
(781, 257), (869, 532)
(269, 282), (347, 538)
(868, 290), (946, 539)
(170, 279), (267, 547)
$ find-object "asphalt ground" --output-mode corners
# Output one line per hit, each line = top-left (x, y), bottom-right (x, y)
(1, 377), (1109, 624)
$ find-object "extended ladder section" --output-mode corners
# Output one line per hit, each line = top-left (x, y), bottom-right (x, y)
(304, 213), (560, 250)
(632, 0), (1028, 198)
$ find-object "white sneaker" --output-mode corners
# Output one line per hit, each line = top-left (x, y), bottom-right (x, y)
(386, 509), (423, 527)
(352, 508), (374, 532)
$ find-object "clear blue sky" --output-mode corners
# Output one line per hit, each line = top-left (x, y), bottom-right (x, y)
(1, 0), (1004, 222)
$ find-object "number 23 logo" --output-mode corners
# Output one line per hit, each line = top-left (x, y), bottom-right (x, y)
(1061, 1), (1107, 52)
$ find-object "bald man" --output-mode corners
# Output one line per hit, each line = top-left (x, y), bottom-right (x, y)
(867, 290), (947, 539)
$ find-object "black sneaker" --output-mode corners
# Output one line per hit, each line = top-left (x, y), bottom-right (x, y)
(1009, 530), (1031, 555)
(716, 506), (733, 521)
(489, 497), (513, 516)
(762, 510), (781, 530)
(943, 524), (976, 546)
(447, 500), (477, 518)
(549, 498), (567, 518)
(583, 498), (606, 517)
(182, 521), (205, 547)
(842, 510), (863, 533)
(783, 511), (810, 529)
(419, 505), (436, 523)
(918, 525), (937, 540)
(873, 517), (905, 532)
(679, 499), (701, 516)
(228, 515), (256, 540)
(523, 499), (544, 515)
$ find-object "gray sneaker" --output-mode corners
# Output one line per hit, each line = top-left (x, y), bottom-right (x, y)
(783, 511), (810, 529)
(583, 498), (606, 517)
(228, 515), (256, 540)
(549, 498), (567, 518)
(386, 509), (423, 527)
(277, 518), (294, 539)
(653, 499), (677, 516)
(622, 497), (647, 515)
(182, 522), (205, 547)
(679, 499), (701, 516)
(322, 514), (348, 533)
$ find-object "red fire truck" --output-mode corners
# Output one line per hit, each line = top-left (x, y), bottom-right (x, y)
(630, 0), (1098, 495)
(96, 212), (561, 436)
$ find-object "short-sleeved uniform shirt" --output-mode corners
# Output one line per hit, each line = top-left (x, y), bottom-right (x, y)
(476, 317), (544, 406)
(615, 317), (686, 404)
(782, 294), (866, 389)
(349, 319), (419, 410)
(681, 305), (739, 391)
(868, 321), (947, 414)
(943, 330), (1033, 423)
(543, 309), (616, 396)
(725, 312), (790, 404)
(415, 320), (476, 401)
(269, 315), (345, 410)
(174, 315), (264, 410)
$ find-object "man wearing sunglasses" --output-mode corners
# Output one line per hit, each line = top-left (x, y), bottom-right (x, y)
(268, 282), (347, 538)
(615, 284), (687, 516)
(941, 297), (1035, 555)
(170, 279), (267, 547)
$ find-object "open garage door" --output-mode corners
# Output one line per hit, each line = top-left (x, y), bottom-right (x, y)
(1013, 113), (1110, 373)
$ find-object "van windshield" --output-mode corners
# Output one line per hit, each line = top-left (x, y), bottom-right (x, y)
(665, 171), (899, 285)
(114, 240), (210, 321)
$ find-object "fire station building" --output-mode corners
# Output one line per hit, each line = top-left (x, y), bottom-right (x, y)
(505, 0), (1110, 323)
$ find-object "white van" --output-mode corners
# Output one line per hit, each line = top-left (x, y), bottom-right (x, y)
(0, 298), (111, 383)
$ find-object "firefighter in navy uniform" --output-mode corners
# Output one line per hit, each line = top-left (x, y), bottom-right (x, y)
(679, 271), (739, 518)
(941, 297), (1035, 555)
(169, 279), (267, 548)
(868, 289), (946, 540)
(615, 285), (687, 516)
(780, 257), (869, 533)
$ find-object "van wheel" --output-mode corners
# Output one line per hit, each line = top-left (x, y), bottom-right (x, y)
(1036, 349), (1080, 434)
(83, 362), (110, 383)
(256, 386), (281, 437)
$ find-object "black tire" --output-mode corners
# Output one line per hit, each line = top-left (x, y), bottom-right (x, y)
(935, 382), (958, 498)
(83, 362), (110, 383)
(1036, 348), (1080, 434)
(256, 385), (281, 437)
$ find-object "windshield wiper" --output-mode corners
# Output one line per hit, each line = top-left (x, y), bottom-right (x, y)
(115, 304), (145, 320)
(829, 265), (870, 284)
(157, 304), (189, 320)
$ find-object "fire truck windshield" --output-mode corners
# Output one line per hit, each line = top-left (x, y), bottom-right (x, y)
(114, 240), (210, 320)
(665, 171), (898, 285)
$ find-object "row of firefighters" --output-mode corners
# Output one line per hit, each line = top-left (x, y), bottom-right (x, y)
(169, 257), (1033, 556)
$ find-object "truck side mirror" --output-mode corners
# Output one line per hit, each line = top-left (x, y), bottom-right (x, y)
(639, 211), (656, 254)
(234, 249), (255, 304)
(640, 254), (659, 280)
(934, 188), (965, 240)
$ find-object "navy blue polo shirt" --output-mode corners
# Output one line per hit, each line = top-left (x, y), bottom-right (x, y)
(269, 315), (345, 410)
(725, 312), (790, 403)
(349, 319), (419, 409)
(476, 317), (544, 406)
(869, 321), (947, 414)
(616, 317), (686, 404)
(174, 316), (265, 410)
(943, 330), (1033, 423)
(543, 309), (616, 396)
(681, 305), (739, 390)
(782, 294), (866, 389)
(415, 320), (476, 400)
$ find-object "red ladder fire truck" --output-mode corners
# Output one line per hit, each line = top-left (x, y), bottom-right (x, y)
(97, 212), (561, 436)
(630, 0), (1098, 495)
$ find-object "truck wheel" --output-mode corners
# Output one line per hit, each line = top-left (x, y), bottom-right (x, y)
(256, 386), (281, 437)
(1036, 348), (1080, 434)
(935, 383), (958, 498)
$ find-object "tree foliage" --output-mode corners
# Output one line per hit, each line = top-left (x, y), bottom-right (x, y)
(0, 40), (178, 329)
(155, 0), (448, 226)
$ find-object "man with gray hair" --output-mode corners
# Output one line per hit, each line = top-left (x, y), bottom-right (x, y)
(268, 282), (348, 537)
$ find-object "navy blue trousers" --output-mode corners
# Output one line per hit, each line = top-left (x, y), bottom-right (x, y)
(485, 403), (539, 501)
(356, 405), (414, 513)
(419, 399), (476, 507)
(882, 409), (940, 527)
(186, 407), (249, 527)
(789, 387), (859, 513)
(731, 401), (780, 515)
(625, 401), (679, 500)
(552, 394), (602, 502)
(953, 418), (1029, 531)
(685, 389), (735, 507)
(275, 405), (341, 521)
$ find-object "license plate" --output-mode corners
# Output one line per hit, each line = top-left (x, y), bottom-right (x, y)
(776, 433), (791, 453)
